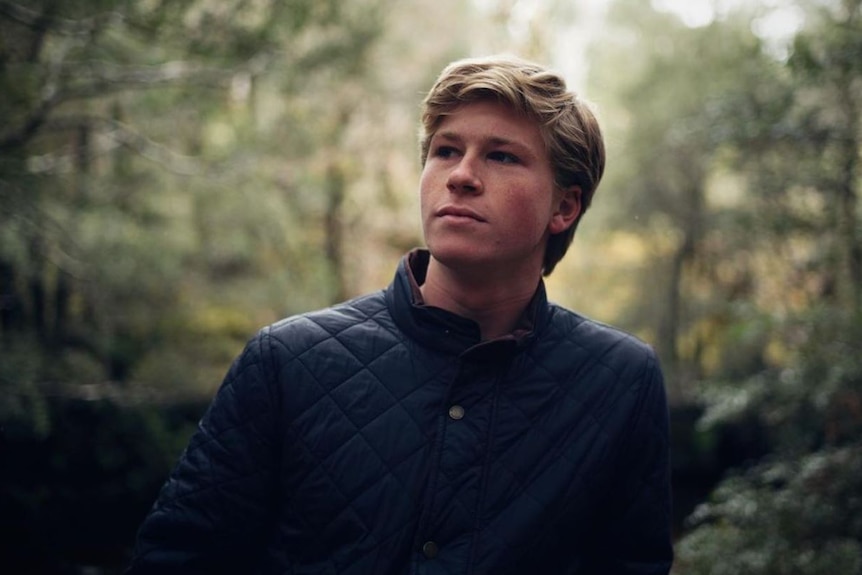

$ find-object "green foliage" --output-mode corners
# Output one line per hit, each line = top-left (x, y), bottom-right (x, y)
(697, 307), (862, 451)
(0, 0), (391, 396)
(2, 0), (859, 572)
(676, 446), (862, 574)
(596, 0), (862, 571)
(0, 4), (393, 569)
(616, 2), (862, 572)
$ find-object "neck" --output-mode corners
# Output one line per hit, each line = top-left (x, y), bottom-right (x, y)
(419, 255), (542, 340)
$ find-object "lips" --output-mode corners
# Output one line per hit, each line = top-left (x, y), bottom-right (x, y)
(436, 205), (486, 222)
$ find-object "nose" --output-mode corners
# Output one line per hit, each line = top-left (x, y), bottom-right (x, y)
(446, 155), (482, 195)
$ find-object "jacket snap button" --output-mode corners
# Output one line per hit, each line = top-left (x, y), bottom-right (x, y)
(448, 405), (465, 420)
(422, 540), (439, 558)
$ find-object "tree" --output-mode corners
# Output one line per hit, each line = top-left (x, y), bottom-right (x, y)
(662, 0), (862, 571)
(0, 1), (393, 569)
(589, 0), (779, 400)
(0, 0), (392, 398)
(583, 0), (862, 570)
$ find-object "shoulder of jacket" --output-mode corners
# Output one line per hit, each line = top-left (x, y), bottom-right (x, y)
(255, 290), (393, 353)
(545, 303), (657, 366)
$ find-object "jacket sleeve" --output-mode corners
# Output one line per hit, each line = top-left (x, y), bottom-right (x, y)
(585, 350), (674, 575)
(126, 329), (280, 574)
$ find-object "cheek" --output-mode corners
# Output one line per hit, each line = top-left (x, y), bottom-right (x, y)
(509, 189), (548, 219)
(419, 164), (444, 200)
(418, 170), (436, 219)
(419, 171), (431, 202)
(506, 188), (557, 234)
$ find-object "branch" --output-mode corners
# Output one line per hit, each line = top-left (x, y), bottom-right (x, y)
(61, 51), (274, 96)
(0, 96), (56, 152)
(62, 60), (232, 97)
(1, 48), (274, 153)
(105, 118), (206, 177)
(0, 26), (72, 152)
(0, 177), (89, 280)
(0, 1), (124, 36)
(25, 115), (207, 177)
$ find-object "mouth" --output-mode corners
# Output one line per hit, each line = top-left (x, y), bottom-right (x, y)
(436, 206), (485, 222)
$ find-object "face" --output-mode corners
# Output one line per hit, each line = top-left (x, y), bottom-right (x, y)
(420, 100), (580, 275)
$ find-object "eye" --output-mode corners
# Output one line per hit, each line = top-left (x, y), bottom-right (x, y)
(488, 151), (519, 164)
(433, 145), (459, 159)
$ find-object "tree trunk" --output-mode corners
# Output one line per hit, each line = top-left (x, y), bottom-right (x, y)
(836, 74), (861, 311)
(324, 161), (346, 303)
(659, 181), (703, 402)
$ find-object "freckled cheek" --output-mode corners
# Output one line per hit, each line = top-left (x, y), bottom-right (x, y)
(507, 191), (550, 231)
(419, 163), (440, 191)
(418, 170), (438, 220)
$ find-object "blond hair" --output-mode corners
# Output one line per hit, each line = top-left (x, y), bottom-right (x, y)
(420, 55), (606, 275)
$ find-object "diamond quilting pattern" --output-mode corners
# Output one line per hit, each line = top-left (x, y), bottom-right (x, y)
(131, 264), (672, 574)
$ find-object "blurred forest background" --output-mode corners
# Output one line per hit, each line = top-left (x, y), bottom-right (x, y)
(1, 0), (860, 573)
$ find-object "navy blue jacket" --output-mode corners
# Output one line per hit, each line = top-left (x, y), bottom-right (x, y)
(128, 250), (673, 574)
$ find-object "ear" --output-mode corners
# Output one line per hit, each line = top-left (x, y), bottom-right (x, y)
(548, 185), (581, 235)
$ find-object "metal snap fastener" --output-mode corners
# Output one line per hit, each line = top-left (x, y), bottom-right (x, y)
(422, 540), (439, 558)
(448, 405), (465, 420)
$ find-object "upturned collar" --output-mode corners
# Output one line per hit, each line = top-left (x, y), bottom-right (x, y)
(386, 249), (549, 361)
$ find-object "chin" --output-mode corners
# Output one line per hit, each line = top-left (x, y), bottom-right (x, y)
(430, 249), (482, 267)
(427, 243), (488, 269)
(428, 240), (545, 277)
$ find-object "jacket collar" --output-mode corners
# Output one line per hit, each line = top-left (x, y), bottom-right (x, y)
(386, 249), (550, 360)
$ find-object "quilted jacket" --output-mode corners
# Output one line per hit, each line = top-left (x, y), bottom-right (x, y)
(128, 249), (673, 575)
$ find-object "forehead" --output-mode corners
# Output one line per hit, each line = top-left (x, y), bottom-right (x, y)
(433, 100), (544, 143)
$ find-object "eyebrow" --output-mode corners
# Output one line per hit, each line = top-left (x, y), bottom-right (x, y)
(434, 131), (531, 153)
(435, 131), (517, 144)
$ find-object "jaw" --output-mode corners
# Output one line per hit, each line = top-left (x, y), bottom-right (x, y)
(424, 233), (548, 284)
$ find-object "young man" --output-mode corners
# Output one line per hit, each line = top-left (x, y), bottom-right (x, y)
(127, 55), (673, 574)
